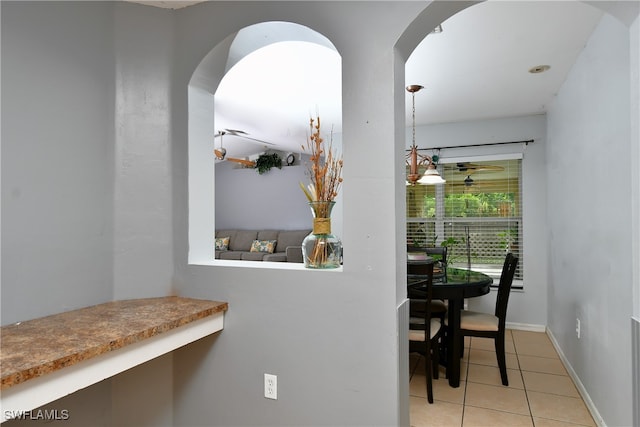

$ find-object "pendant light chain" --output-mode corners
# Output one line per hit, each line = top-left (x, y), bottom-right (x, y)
(411, 90), (417, 148)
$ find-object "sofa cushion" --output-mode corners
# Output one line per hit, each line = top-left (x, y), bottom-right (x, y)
(216, 229), (237, 241)
(215, 237), (230, 251)
(276, 229), (311, 252)
(285, 246), (304, 263)
(263, 253), (287, 262)
(241, 251), (267, 261)
(250, 239), (277, 253)
(218, 251), (244, 260)
(257, 230), (279, 241)
(229, 230), (258, 251)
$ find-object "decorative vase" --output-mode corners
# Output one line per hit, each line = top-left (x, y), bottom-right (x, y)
(302, 201), (342, 269)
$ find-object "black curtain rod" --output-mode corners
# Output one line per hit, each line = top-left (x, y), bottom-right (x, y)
(406, 139), (535, 152)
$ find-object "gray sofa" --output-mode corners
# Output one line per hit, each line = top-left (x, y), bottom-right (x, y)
(215, 229), (311, 262)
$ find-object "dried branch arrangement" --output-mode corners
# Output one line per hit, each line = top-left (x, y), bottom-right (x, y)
(299, 116), (343, 212)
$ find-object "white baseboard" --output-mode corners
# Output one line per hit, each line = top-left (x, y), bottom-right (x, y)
(398, 299), (410, 427)
(545, 328), (606, 427)
(633, 317), (640, 427)
(506, 322), (546, 332)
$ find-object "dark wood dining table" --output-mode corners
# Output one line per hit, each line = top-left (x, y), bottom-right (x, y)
(407, 264), (493, 387)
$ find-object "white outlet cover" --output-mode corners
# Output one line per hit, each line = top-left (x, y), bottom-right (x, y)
(264, 373), (277, 400)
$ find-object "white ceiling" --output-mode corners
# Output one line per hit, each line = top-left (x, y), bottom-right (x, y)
(127, 1), (606, 158)
(405, 1), (603, 126)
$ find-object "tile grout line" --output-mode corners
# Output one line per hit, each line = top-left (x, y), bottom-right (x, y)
(460, 339), (469, 427)
(410, 330), (596, 426)
(513, 335), (537, 426)
(466, 331), (540, 425)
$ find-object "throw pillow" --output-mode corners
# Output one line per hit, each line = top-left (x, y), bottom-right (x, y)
(250, 239), (277, 253)
(215, 237), (230, 251)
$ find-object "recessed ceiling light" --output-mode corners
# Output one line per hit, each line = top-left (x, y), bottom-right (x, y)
(529, 65), (551, 74)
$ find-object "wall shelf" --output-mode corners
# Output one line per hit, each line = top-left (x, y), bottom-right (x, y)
(0, 296), (228, 423)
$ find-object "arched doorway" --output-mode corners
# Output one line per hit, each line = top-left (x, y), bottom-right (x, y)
(399, 3), (637, 424)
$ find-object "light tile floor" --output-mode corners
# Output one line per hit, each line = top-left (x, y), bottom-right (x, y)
(410, 329), (596, 427)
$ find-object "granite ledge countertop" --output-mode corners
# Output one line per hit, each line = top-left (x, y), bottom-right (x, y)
(0, 296), (228, 390)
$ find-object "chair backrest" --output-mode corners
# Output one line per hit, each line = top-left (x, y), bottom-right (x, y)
(495, 253), (519, 326)
(407, 245), (448, 265)
(424, 246), (447, 265)
(408, 260), (436, 276)
(408, 262), (435, 325)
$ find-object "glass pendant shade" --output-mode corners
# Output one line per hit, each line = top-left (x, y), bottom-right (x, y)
(417, 166), (446, 185)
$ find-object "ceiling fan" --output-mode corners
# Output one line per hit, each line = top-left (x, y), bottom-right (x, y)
(462, 175), (490, 192)
(463, 175), (508, 195)
(214, 131), (256, 167)
(214, 129), (277, 146)
(448, 162), (504, 175)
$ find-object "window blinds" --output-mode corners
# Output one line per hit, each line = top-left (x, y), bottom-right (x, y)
(407, 158), (523, 282)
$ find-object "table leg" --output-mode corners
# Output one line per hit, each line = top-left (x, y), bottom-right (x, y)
(446, 298), (462, 387)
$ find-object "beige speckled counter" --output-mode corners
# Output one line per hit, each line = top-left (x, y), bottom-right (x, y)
(0, 296), (227, 421)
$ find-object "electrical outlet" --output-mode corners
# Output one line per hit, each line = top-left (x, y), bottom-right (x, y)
(264, 373), (277, 400)
(576, 318), (581, 339)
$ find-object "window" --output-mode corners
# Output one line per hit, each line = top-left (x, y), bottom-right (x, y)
(407, 157), (523, 282)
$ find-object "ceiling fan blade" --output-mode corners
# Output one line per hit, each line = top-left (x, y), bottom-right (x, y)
(454, 162), (504, 173)
(226, 157), (256, 167)
(476, 165), (504, 171)
(224, 129), (276, 146)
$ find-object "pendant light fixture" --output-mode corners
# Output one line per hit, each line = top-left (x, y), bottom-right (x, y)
(406, 85), (445, 185)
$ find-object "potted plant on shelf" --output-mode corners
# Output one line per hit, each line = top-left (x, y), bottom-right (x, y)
(255, 153), (283, 175)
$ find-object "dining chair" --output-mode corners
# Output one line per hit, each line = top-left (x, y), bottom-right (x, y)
(422, 246), (448, 322)
(424, 246), (447, 281)
(408, 260), (447, 321)
(458, 252), (519, 386)
(408, 262), (445, 403)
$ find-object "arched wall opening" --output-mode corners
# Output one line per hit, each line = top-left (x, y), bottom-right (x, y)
(187, 22), (342, 266)
(394, 2), (638, 426)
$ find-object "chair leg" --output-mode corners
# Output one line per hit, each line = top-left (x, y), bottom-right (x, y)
(425, 343), (434, 403)
(432, 338), (440, 380)
(440, 330), (448, 379)
(495, 334), (509, 386)
(426, 365), (434, 404)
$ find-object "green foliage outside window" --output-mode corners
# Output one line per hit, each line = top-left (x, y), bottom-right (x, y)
(422, 195), (436, 218)
(444, 193), (515, 218)
(409, 190), (517, 219)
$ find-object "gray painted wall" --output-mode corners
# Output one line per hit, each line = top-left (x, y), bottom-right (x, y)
(2, 3), (176, 425)
(1, 1), (116, 323)
(171, 3), (431, 425)
(112, 2), (176, 300)
(110, 4), (176, 425)
(1, 2), (638, 426)
(215, 157), (314, 231)
(631, 8), (640, 327)
(547, 13), (636, 427)
(415, 115), (548, 327)
(1, 2), (117, 424)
